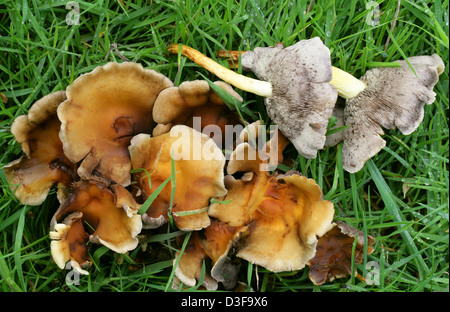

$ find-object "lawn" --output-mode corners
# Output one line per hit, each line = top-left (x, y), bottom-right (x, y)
(0, 0), (448, 293)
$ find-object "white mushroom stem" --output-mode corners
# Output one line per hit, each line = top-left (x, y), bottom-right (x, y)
(168, 44), (366, 100)
(167, 44), (273, 97)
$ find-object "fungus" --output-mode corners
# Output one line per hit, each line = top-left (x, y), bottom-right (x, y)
(167, 38), (338, 159)
(208, 127), (335, 272)
(342, 55), (445, 172)
(129, 125), (227, 231)
(152, 79), (243, 148)
(57, 62), (173, 186)
(173, 220), (245, 290)
(3, 91), (76, 205)
(219, 49), (445, 172)
(168, 41), (444, 173)
(307, 221), (375, 285)
(49, 180), (142, 274)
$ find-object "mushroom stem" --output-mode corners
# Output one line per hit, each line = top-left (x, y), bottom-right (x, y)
(167, 44), (273, 97)
(168, 44), (367, 100)
(218, 48), (367, 99)
(330, 67), (366, 99)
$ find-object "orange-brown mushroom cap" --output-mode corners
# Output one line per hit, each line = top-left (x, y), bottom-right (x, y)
(3, 91), (75, 205)
(152, 80), (243, 148)
(49, 180), (142, 274)
(129, 125), (227, 231)
(209, 136), (334, 272)
(57, 62), (173, 186)
(307, 221), (375, 285)
(173, 220), (244, 290)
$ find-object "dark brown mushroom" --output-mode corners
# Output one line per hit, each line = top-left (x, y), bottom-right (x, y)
(307, 221), (375, 285)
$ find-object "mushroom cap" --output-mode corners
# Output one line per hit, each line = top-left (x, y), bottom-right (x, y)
(173, 231), (219, 290)
(3, 91), (75, 205)
(129, 125), (227, 231)
(209, 140), (334, 272)
(238, 172), (334, 272)
(307, 221), (375, 285)
(241, 38), (338, 159)
(50, 212), (90, 275)
(342, 54), (445, 173)
(57, 62), (173, 186)
(173, 220), (244, 290)
(50, 181), (142, 273)
(152, 80), (243, 148)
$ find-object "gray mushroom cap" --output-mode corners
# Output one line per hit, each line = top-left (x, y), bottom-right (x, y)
(343, 54), (445, 173)
(241, 37), (338, 159)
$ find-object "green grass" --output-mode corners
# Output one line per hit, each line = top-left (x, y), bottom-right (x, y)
(0, 0), (448, 293)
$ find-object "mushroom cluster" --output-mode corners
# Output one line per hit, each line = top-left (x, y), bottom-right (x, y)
(167, 39), (445, 173)
(4, 38), (387, 289)
(171, 122), (374, 289)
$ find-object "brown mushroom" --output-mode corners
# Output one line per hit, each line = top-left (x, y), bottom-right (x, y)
(3, 91), (76, 205)
(307, 221), (375, 285)
(49, 180), (142, 274)
(208, 127), (335, 272)
(57, 62), (173, 186)
(129, 125), (227, 231)
(167, 38), (338, 159)
(173, 220), (245, 290)
(152, 80), (243, 149)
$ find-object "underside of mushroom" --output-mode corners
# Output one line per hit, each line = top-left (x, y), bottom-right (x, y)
(167, 38), (338, 160)
(167, 40), (445, 173)
(50, 180), (142, 274)
(342, 54), (445, 172)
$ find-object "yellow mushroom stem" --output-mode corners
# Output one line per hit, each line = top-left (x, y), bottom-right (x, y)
(330, 67), (366, 99)
(167, 44), (366, 100)
(167, 44), (272, 97)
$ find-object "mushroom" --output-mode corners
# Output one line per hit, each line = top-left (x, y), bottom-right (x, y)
(49, 180), (142, 274)
(152, 79), (243, 148)
(168, 41), (445, 172)
(341, 55), (445, 172)
(167, 38), (338, 159)
(129, 125), (227, 231)
(307, 221), (375, 285)
(3, 91), (76, 205)
(57, 62), (173, 186)
(173, 220), (245, 290)
(208, 126), (335, 272)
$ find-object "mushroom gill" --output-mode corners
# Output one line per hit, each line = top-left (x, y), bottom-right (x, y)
(50, 180), (142, 274)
